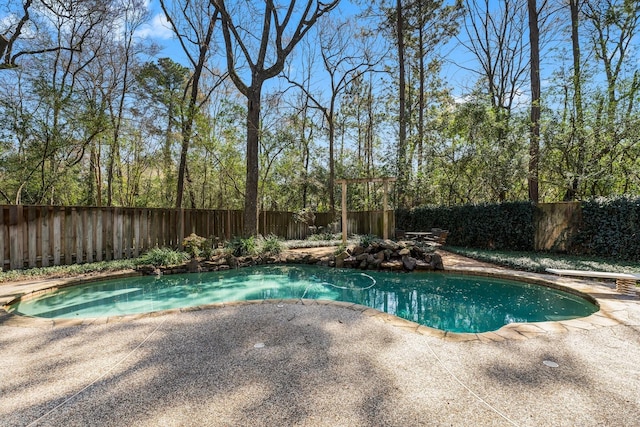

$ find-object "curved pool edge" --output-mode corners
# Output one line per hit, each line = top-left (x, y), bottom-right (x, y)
(1, 265), (632, 343)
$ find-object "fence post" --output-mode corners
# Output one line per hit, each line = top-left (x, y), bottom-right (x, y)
(341, 181), (347, 243)
(0, 206), (6, 270)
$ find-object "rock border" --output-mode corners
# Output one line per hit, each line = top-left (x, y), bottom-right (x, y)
(136, 240), (444, 276)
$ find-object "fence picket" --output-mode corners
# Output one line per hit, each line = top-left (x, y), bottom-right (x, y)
(41, 206), (50, 267)
(9, 205), (22, 269)
(85, 209), (93, 263)
(53, 209), (61, 265)
(95, 209), (103, 262)
(0, 205), (396, 270)
(27, 206), (37, 268)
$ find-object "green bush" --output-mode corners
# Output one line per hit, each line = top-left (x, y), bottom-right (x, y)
(397, 201), (535, 251)
(260, 234), (284, 255)
(182, 233), (208, 258)
(357, 234), (379, 248)
(226, 236), (258, 257)
(136, 247), (190, 267)
(572, 196), (640, 260)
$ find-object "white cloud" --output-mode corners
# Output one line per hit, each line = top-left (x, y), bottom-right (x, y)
(135, 13), (173, 40)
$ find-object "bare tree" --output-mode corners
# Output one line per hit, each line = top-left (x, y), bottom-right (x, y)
(286, 18), (382, 215)
(161, 0), (227, 208)
(528, 0), (541, 202)
(395, 0), (409, 207)
(1, 0), (99, 70)
(211, 0), (339, 236)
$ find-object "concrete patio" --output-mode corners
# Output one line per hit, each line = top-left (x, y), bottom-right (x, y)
(1, 250), (639, 426)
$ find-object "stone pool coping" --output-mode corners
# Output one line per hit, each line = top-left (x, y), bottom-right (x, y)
(1, 250), (636, 342)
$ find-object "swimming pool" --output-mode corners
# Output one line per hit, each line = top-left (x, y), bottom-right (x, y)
(9, 265), (598, 333)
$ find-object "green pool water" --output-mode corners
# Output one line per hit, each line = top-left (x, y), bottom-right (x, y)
(9, 265), (598, 333)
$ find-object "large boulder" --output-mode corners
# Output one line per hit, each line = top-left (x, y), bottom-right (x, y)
(402, 255), (417, 271)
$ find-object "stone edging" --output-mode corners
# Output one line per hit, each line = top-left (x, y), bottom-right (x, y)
(1, 263), (632, 343)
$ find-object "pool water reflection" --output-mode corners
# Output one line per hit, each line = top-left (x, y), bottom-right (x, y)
(10, 265), (599, 333)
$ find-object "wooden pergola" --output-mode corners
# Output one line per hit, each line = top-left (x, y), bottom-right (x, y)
(336, 177), (397, 243)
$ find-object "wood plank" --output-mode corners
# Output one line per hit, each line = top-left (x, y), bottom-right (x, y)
(41, 206), (50, 267)
(0, 206), (6, 270)
(123, 209), (131, 259)
(53, 208), (61, 266)
(64, 208), (74, 265)
(336, 177), (396, 184)
(104, 208), (113, 261)
(85, 209), (93, 263)
(9, 205), (22, 269)
(140, 209), (148, 252)
(27, 206), (37, 267)
(76, 207), (84, 264)
(149, 209), (158, 248)
(133, 209), (140, 257)
(95, 209), (103, 262)
(177, 208), (184, 248)
(113, 208), (122, 259)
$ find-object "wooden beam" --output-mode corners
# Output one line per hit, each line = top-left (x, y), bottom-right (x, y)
(383, 180), (389, 240)
(341, 180), (347, 243)
(336, 177), (397, 184)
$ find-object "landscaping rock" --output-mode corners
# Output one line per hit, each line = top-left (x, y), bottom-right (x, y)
(379, 239), (399, 251)
(415, 260), (433, 271)
(402, 255), (417, 271)
(355, 253), (369, 261)
(136, 240), (444, 276)
(430, 253), (444, 270)
(380, 260), (404, 270)
(351, 245), (365, 256)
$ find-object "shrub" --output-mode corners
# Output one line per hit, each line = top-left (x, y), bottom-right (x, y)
(357, 234), (379, 248)
(572, 195), (640, 260)
(182, 233), (207, 258)
(397, 201), (535, 251)
(136, 247), (190, 267)
(226, 236), (258, 257)
(260, 234), (284, 255)
(309, 232), (339, 241)
(334, 242), (347, 255)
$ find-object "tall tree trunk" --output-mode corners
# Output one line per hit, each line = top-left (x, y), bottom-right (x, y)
(528, 0), (540, 202)
(417, 5), (425, 176)
(396, 0), (408, 208)
(243, 86), (262, 236)
(173, 11), (217, 208)
(564, 0), (583, 201)
(164, 100), (175, 205)
(328, 111), (336, 215)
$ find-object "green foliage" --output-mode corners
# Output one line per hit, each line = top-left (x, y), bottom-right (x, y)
(182, 233), (208, 258)
(136, 247), (190, 267)
(397, 201), (535, 251)
(308, 232), (340, 241)
(226, 236), (258, 257)
(260, 234), (284, 255)
(0, 259), (137, 283)
(447, 246), (640, 274)
(357, 234), (379, 248)
(285, 236), (355, 249)
(572, 196), (640, 260)
(334, 242), (347, 255)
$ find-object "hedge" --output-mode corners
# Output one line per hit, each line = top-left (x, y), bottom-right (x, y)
(396, 201), (535, 251)
(572, 196), (640, 261)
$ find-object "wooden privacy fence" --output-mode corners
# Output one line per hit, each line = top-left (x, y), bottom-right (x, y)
(0, 205), (395, 270)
